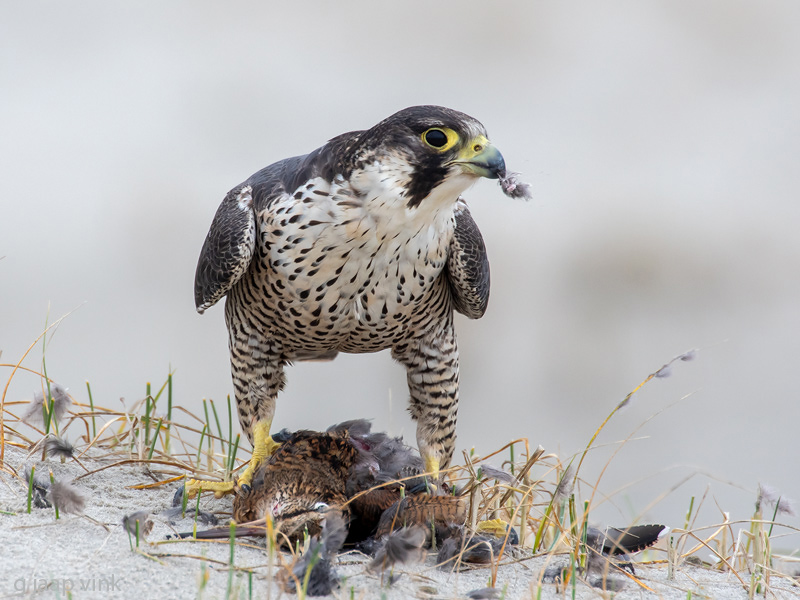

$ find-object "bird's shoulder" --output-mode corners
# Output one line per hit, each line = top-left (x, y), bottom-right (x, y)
(194, 132), (364, 312)
(245, 130), (366, 210)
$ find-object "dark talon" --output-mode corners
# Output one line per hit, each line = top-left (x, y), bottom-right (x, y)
(172, 486), (185, 507)
(240, 484), (251, 494)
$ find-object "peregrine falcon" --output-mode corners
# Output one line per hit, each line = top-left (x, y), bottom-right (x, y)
(190, 105), (520, 498)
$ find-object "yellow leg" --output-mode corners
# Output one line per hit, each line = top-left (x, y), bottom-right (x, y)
(235, 420), (281, 488)
(424, 454), (441, 482)
(184, 419), (281, 499)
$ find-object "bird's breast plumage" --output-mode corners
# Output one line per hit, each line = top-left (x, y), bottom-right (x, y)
(241, 162), (458, 357)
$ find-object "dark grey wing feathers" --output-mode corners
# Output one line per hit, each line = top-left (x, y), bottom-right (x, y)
(194, 133), (364, 314)
(194, 185), (257, 313)
(446, 200), (490, 319)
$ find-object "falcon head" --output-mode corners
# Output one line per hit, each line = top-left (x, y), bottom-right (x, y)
(324, 105), (506, 208)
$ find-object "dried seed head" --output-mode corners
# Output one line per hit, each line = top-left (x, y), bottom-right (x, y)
(47, 480), (86, 515)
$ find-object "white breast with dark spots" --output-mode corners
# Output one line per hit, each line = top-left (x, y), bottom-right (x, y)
(247, 171), (456, 356)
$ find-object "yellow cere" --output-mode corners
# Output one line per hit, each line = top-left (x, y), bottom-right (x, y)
(457, 134), (491, 161)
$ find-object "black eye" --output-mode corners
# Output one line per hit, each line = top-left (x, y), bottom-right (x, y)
(424, 129), (448, 148)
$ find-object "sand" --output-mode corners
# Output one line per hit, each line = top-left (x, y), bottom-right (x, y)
(0, 443), (797, 600)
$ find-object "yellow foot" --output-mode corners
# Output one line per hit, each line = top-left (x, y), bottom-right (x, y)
(183, 422), (283, 499)
(235, 434), (282, 488)
(184, 478), (236, 499)
(477, 518), (518, 544)
(420, 453), (444, 495)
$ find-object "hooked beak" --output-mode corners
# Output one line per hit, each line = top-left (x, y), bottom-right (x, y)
(450, 135), (505, 179)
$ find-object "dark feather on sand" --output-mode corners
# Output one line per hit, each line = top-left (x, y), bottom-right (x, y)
(586, 524), (665, 556)
(438, 528), (509, 569)
(161, 505), (219, 526)
(25, 468), (51, 509)
(280, 512), (347, 596)
(368, 526), (426, 574)
(45, 436), (75, 460)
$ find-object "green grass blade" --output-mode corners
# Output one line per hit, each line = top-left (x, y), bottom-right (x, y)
(209, 399), (225, 455)
(147, 418), (163, 460)
(85, 380), (97, 439)
(27, 466), (35, 514)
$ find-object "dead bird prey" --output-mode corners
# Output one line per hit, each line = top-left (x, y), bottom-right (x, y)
(179, 421), (467, 547)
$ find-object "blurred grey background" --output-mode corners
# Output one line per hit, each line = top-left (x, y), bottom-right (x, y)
(2, 2), (799, 535)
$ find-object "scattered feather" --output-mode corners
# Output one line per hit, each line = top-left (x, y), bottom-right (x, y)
(437, 536), (461, 569)
(654, 364), (672, 378)
(553, 465), (575, 505)
(478, 464), (515, 485)
(586, 524), (666, 556)
(270, 427), (293, 443)
(467, 588), (503, 600)
(280, 512), (347, 596)
(21, 382), (72, 426)
(353, 536), (383, 556)
(326, 418), (372, 438)
(498, 169), (533, 200)
(122, 511), (153, 537)
(588, 574), (628, 592)
(438, 529), (508, 569)
(161, 506), (219, 526)
(654, 348), (699, 380)
(368, 526), (426, 574)
(45, 436), (75, 460)
(318, 511), (348, 556)
(47, 480), (86, 515)
(25, 468), (51, 509)
(542, 563), (566, 583)
(757, 483), (796, 516)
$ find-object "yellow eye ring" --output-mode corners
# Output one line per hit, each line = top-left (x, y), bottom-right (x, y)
(421, 127), (459, 152)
